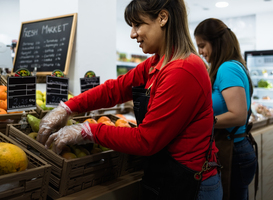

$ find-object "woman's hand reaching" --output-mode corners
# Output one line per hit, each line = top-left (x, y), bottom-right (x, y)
(37, 102), (72, 145)
(45, 122), (93, 155)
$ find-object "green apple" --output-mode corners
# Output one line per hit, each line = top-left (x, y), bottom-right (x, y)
(40, 104), (47, 110)
(90, 148), (102, 154)
(28, 132), (38, 140)
(99, 145), (110, 151)
(60, 152), (77, 160)
(66, 119), (73, 126)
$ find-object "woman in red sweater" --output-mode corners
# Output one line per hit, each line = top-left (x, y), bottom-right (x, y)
(37, 0), (222, 199)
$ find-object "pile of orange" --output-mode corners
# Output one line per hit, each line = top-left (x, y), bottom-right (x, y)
(84, 116), (132, 128)
(0, 85), (7, 114)
(115, 114), (137, 125)
(0, 85), (23, 114)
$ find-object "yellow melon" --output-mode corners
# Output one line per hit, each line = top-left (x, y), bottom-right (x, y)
(0, 142), (28, 175)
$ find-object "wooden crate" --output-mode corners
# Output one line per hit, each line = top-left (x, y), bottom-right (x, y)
(73, 114), (145, 177)
(0, 132), (51, 200)
(6, 114), (124, 199)
(93, 101), (134, 116)
(0, 111), (38, 135)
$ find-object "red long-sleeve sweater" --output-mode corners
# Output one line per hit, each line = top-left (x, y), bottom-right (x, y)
(65, 53), (218, 180)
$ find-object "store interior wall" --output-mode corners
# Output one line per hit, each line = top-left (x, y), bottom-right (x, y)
(12, 0), (117, 96)
(0, 0), (20, 46)
(1, 0), (273, 95)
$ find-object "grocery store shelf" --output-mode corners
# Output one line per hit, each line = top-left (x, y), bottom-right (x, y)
(250, 67), (273, 71)
(253, 99), (273, 103)
(254, 88), (273, 91)
(116, 61), (138, 67)
(251, 75), (273, 79)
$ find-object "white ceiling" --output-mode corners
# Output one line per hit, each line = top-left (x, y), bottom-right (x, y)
(117, 0), (273, 23)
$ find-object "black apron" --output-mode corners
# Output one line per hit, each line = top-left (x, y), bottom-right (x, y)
(214, 61), (258, 200)
(132, 85), (218, 200)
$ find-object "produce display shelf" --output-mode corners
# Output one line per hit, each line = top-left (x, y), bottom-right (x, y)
(0, 132), (51, 200)
(5, 114), (143, 199)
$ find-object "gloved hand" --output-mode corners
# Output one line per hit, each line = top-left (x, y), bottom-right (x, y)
(37, 101), (74, 145)
(45, 121), (94, 155)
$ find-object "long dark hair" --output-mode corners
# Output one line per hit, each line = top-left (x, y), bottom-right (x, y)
(124, 0), (199, 68)
(194, 18), (253, 95)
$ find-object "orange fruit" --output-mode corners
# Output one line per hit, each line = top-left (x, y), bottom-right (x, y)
(0, 108), (7, 114)
(116, 114), (126, 119)
(0, 100), (7, 110)
(84, 118), (98, 124)
(0, 85), (7, 93)
(0, 142), (28, 175)
(102, 121), (115, 126)
(115, 118), (130, 127)
(0, 86), (7, 100)
(97, 116), (111, 123)
(116, 123), (131, 128)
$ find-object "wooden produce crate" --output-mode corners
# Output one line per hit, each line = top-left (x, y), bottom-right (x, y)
(0, 132), (51, 200)
(0, 111), (38, 135)
(73, 114), (145, 177)
(93, 101), (134, 116)
(5, 115), (124, 199)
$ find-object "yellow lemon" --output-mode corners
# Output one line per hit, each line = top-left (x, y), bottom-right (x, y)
(36, 100), (44, 106)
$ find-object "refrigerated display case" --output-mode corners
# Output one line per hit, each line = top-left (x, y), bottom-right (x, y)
(245, 50), (273, 107)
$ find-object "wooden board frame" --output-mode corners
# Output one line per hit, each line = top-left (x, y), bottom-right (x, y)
(12, 13), (77, 76)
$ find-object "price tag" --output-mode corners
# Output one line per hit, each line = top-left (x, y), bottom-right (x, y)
(46, 76), (69, 107)
(80, 77), (100, 93)
(7, 76), (36, 112)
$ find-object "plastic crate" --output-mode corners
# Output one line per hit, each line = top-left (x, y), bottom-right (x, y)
(6, 114), (124, 199)
(0, 132), (51, 200)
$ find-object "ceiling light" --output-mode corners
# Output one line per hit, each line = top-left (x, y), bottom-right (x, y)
(215, 2), (229, 8)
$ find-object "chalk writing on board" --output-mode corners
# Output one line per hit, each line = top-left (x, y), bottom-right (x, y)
(7, 76), (36, 112)
(46, 76), (69, 107)
(13, 14), (77, 75)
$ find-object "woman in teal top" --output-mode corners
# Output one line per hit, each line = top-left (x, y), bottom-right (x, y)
(194, 18), (257, 200)
(212, 60), (251, 143)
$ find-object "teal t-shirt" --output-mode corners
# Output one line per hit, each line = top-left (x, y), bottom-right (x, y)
(212, 60), (251, 143)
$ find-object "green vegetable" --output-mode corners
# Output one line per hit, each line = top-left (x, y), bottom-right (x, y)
(258, 79), (273, 88)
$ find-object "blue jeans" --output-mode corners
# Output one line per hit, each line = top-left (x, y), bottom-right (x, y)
(230, 137), (257, 200)
(197, 173), (223, 200)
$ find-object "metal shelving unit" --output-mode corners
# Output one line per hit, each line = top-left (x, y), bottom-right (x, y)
(245, 50), (273, 107)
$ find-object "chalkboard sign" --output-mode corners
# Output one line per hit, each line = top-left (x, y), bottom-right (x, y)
(7, 76), (36, 112)
(46, 76), (68, 107)
(80, 77), (100, 93)
(12, 13), (77, 75)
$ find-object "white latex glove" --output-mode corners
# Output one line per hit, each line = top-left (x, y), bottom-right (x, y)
(37, 101), (74, 145)
(45, 121), (94, 155)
